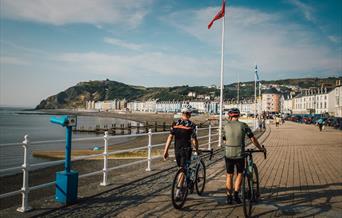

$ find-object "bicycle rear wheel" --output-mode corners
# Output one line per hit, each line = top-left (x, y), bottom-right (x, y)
(242, 172), (252, 217)
(171, 168), (188, 209)
(195, 159), (206, 196)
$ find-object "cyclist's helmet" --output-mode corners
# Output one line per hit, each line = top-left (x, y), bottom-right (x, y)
(228, 108), (240, 117)
(181, 105), (192, 114)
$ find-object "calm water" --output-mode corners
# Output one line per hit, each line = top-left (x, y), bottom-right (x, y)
(0, 107), (138, 172)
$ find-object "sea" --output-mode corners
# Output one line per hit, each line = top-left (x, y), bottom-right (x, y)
(0, 107), (139, 173)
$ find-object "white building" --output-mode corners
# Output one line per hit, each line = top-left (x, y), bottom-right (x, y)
(85, 100), (95, 110)
(156, 101), (182, 113)
(94, 101), (103, 110)
(224, 100), (256, 115)
(188, 101), (207, 113)
(292, 87), (336, 115)
(281, 96), (294, 114)
(90, 99), (127, 111)
(127, 100), (157, 112)
(334, 81), (342, 117)
(187, 92), (196, 97)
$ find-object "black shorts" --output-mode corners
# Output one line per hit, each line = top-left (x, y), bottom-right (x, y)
(224, 157), (245, 174)
(175, 147), (192, 168)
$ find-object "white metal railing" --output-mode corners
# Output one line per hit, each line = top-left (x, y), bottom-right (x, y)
(0, 125), (219, 213)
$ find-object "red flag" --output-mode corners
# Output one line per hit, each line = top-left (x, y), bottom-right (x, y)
(208, 0), (225, 29)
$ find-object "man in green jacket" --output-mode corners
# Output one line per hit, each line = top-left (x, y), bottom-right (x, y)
(223, 108), (265, 204)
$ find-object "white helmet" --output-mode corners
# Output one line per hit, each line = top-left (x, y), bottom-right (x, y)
(181, 105), (192, 114)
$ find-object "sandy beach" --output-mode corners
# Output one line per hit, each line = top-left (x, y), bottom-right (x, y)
(31, 110), (217, 159)
(40, 109), (216, 125)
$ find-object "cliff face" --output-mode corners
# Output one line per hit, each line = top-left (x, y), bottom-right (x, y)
(35, 77), (341, 109)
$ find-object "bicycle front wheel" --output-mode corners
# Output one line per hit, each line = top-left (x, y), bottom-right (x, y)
(171, 168), (188, 209)
(252, 164), (260, 200)
(195, 159), (206, 196)
(242, 172), (252, 217)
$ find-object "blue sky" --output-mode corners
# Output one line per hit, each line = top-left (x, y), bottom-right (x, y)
(0, 0), (341, 107)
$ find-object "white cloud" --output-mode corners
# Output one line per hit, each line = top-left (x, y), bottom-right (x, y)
(163, 6), (341, 78)
(0, 0), (153, 27)
(288, 0), (315, 22)
(328, 35), (341, 44)
(0, 56), (30, 65)
(57, 51), (217, 85)
(104, 37), (143, 50)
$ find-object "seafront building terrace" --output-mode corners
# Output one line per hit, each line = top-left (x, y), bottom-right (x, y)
(85, 81), (342, 117)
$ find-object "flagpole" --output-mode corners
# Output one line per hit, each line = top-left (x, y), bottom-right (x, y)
(218, 5), (225, 147)
(254, 65), (257, 129)
(259, 80), (261, 114)
(237, 72), (240, 104)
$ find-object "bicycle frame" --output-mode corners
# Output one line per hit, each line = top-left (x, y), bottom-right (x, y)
(243, 146), (266, 201)
(244, 153), (255, 198)
(185, 149), (213, 186)
(171, 149), (213, 209)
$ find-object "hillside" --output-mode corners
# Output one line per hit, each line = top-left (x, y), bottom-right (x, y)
(36, 77), (341, 109)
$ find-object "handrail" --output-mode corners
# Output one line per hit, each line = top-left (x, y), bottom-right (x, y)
(0, 124), (223, 212)
(0, 128), (218, 173)
(0, 127), (213, 148)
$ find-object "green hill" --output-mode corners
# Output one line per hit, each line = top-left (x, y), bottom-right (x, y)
(36, 77), (341, 109)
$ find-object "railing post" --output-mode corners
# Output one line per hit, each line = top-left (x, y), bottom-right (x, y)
(145, 129), (152, 172)
(100, 131), (109, 186)
(17, 135), (32, 212)
(208, 124), (212, 150)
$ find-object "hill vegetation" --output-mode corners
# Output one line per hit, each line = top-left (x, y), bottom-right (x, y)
(36, 77), (341, 109)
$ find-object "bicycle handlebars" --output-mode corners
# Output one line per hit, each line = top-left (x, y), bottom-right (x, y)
(245, 145), (267, 159)
(194, 148), (214, 160)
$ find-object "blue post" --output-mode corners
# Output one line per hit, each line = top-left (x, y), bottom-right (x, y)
(65, 126), (72, 173)
(50, 115), (78, 205)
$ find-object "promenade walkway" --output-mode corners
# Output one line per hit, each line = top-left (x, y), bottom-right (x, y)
(2, 122), (342, 217)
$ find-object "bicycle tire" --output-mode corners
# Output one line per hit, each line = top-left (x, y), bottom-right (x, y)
(171, 168), (188, 209)
(195, 159), (206, 196)
(242, 172), (252, 217)
(253, 164), (260, 201)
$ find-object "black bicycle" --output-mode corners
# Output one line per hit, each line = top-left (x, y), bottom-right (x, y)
(171, 149), (213, 209)
(242, 145), (267, 218)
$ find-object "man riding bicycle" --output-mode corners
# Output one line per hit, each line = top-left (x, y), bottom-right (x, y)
(223, 108), (265, 204)
(163, 106), (199, 199)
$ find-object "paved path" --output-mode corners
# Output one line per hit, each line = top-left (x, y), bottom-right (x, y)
(3, 122), (342, 217)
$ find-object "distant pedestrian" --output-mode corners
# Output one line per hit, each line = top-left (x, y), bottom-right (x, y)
(262, 117), (266, 130)
(275, 116), (281, 127)
(258, 117), (263, 130)
(317, 118), (324, 132)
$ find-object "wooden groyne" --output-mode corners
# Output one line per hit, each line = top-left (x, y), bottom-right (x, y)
(73, 121), (208, 135)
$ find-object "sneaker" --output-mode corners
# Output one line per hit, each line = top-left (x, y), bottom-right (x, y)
(226, 195), (233, 205)
(234, 191), (242, 204)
